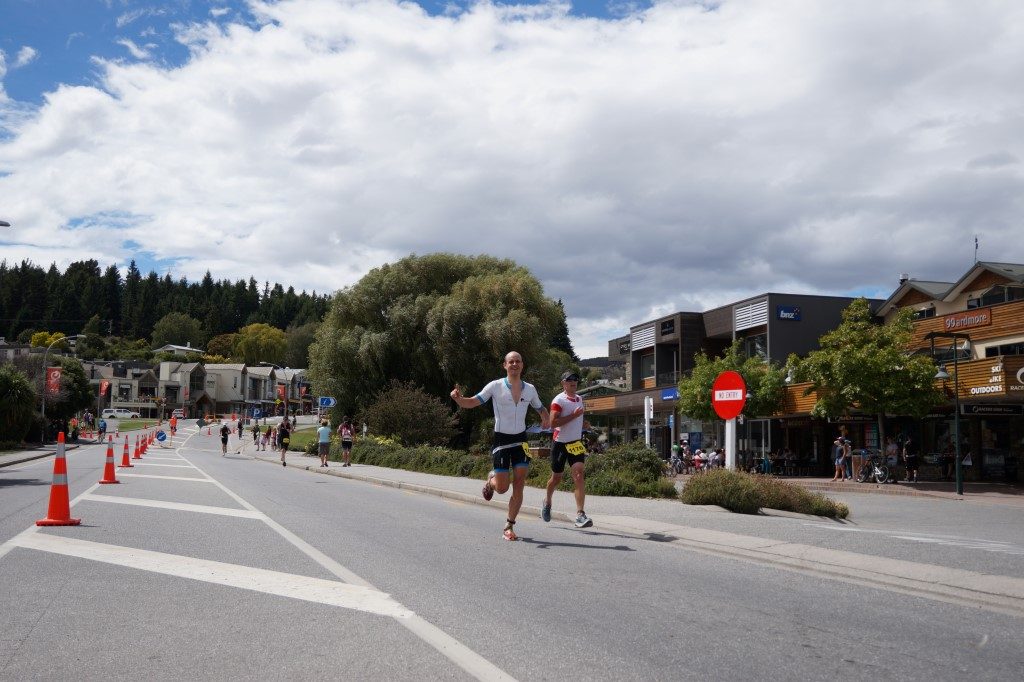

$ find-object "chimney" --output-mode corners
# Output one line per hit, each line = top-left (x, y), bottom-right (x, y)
(899, 273), (909, 284)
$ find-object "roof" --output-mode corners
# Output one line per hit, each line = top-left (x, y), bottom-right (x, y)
(876, 280), (954, 316)
(247, 366), (275, 378)
(204, 364), (246, 371)
(943, 261), (1024, 301)
(155, 343), (205, 353)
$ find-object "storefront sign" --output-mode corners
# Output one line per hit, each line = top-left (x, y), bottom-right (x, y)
(661, 387), (678, 401)
(961, 404), (1023, 416)
(943, 307), (991, 332)
(776, 305), (801, 321)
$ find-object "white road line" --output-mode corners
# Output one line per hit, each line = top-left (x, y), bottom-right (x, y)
(117, 473), (215, 483)
(127, 462), (196, 469)
(80, 493), (264, 519)
(13, 533), (412, 619)
(138, 456), (186, 461)
(175, 441), (517, 681)
(802, 523), (1024, 556)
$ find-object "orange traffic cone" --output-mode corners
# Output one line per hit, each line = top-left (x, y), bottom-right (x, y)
(36, 433), (81, 526)
(118, 435), (134, 468)
(133, 435), (141, 460)
(99, 435), (120, 484)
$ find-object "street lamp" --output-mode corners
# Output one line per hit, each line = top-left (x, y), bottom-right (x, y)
(927, 331), (969, 496)
(0, 220), (11, 227)
(40, 334), (84, 445)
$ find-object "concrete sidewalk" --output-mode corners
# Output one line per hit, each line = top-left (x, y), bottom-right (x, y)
(253, 451), (1024, 619)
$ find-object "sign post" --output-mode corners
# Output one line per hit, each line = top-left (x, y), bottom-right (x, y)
(711, 371), (747, 470)
(644, 396), (654, 447)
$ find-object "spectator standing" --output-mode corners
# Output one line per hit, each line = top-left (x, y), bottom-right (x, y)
(904, 436), (919, 483)
(831, 437), (845, 482)
(317, 420), (332, 467)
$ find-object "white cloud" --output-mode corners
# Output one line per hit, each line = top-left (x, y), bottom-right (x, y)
(115, 38), (152, 60)
(210, 7), (231, 18)
(13, 46), (39, 69)
(2, 0), (1024, 358)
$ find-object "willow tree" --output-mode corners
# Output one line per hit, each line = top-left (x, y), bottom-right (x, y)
(308, 253), (570, 426)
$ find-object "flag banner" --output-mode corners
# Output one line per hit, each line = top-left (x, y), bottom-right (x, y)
(46, 367), (62, 396)
(99, 380), (110, 396)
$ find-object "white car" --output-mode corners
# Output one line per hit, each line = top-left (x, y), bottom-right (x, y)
(101, 408), (140, 419)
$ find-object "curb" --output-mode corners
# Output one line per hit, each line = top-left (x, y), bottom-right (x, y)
(0, 443), (86, 468)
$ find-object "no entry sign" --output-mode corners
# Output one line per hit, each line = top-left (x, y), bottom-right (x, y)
(711, 371), (747, 420)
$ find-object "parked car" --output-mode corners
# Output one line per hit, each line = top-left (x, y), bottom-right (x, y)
(101, 408), (140, 419)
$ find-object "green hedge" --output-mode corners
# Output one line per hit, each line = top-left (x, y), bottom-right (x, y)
(681, 469), (849, 518)
(343, 438), (676, 498)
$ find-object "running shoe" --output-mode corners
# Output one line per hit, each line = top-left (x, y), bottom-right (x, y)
(482, 472), (495, 501)
(503, 522), (518, 541)
(541, 503), (551, 523)
(574, 511), (593, 529)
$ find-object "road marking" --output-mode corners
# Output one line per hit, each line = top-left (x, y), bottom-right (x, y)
(138, 456), (186, 461)
(12, 533), (412, 619)
(802, 523), (1024, 557)
(80, 493), (264, 519)
(175, 442), (517, 681)
(127, 462), (196, 469)
(117, 473), (215, 483)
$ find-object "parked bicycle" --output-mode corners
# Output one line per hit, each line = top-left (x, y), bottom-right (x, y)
(856, 450), (890, 484)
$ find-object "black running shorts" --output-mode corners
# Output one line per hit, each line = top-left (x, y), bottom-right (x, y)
(550, 440), (586, 474)
(491, 431), (529, 472)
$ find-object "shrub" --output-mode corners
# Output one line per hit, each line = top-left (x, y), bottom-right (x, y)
(358, 380), (458, 446)
(0, 364), (36, 445)
(681, 469), (762, 514)
(681, 469), (849, 518)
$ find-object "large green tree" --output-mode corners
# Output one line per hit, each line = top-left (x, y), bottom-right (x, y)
(235, 323), (287, 366)
(308, 254), (568, 423)
(676, 340), (788, 421)
(151, 312), (205, 349)
(790, 297), (942, 448)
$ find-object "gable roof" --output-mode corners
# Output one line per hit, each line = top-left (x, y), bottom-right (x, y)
(877, 280), (954, 316)
(943, 261), (1024, 301)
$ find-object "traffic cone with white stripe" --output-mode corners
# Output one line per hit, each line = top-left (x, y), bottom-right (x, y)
(133, 435), (141, 460)
(118, 435), (134, 468)
(98, 435), (120, 484)
(36, 433), (81, 526)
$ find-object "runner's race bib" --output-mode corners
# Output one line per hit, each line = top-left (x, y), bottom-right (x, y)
(566, 441), (586, 456)
(521, 442), (531, 458)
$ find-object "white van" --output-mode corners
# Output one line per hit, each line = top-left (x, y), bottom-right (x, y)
(101, 408), (140, 419)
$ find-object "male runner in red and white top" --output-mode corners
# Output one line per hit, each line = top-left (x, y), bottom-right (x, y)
(451, 351), (550, 541)
(542, 370), (593, 528)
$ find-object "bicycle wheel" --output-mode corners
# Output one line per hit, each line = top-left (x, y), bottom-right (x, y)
(857, 466), (869, 483)
(874, 465), (889, 484)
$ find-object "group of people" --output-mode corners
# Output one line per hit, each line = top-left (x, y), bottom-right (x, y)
(451, 351), (593, 541)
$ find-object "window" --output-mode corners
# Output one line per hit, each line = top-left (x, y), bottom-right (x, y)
(974, 285), (1024, 308)
(984, 342), (1024, 357)
(640, 353), (655, 378)
(741, 332), (767, 360)
(118, 383), (132, 400)
(912, 307), (936, 320)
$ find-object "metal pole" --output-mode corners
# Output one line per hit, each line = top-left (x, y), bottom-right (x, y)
(725, 417), (736, 469)
(40, 346), (50, 446)
(954, 347), (963, 495)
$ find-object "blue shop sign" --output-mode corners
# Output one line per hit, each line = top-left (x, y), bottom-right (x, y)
(777, 305), (801, 321)
(661, 387), (679, 401)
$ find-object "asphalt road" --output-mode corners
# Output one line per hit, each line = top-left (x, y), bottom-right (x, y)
(1, 427), (1021, 680)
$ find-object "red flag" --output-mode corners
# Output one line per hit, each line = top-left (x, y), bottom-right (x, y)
(300, 385), (307, 396)
(46, 367), (62, 396)
(99, 380), (110, 396)
(277, 384), (286, 400)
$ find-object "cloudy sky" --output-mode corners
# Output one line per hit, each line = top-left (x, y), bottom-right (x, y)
(2, 0), (1023, 358)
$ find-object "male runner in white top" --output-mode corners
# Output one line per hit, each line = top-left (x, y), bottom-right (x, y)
(451, 351), (550, 541)
(542, 371), (593, 528)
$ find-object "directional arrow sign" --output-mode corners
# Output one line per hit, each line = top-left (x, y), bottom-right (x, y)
(319, 397), (337, 408)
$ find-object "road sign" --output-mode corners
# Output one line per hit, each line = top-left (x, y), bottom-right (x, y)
(319, 396), (337, 408)
(711, 371), (747, 420)
(253, 409), (263, 419)
(156, 430), (167, 442)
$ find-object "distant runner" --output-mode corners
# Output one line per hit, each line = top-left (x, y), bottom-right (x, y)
(451, 351), (550, 541)
(219, 422), (230, 456)
(317, 420), (332, 467)
(337, 418), (355, 467)
(542, 370), (593, 529)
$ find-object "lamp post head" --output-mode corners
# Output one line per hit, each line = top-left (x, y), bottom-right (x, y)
(935, 364), (950, 380)
(0, 220), (10, 227)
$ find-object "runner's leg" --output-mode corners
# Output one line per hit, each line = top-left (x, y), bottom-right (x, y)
(507, 466), (528, 522)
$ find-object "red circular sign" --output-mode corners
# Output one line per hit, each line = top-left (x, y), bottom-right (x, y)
(711, 370), (747, 420)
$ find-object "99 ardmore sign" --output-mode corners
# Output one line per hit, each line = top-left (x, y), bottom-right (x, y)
(944, 308), (992, 331)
